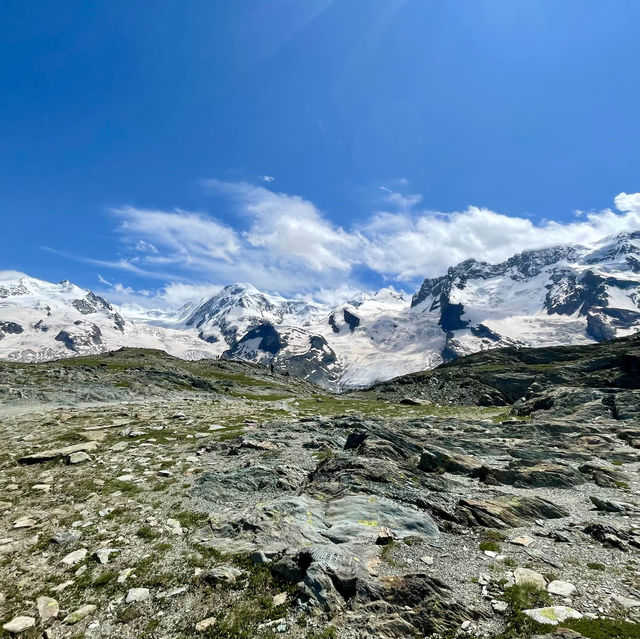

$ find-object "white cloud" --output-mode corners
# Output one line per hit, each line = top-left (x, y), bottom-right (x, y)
(378, 185), (422, 212)
(260, 175), (275, 182)
(205, 180), (363, 272)
(159, 282), (224, 307)
(51, 182), (640, 308)
(113, 206), (241, 264)
(614, 192), (640, 214)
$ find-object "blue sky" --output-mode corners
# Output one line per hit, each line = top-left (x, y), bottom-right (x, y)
(2, 0), (640, 306)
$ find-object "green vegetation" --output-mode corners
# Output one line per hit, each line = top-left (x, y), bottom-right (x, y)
(479, 539), (501, 552)
(175, 510), (209, 528)
(497, 583), (553, 638)
(587, 562), (606, 571)
(307, 628), (338, 639)
(479, 529), (505, 552)
(135, 524), (160, 541)
(563, 618), (640, 639)
(93, 569), (118, 587)
(198, 562), (294, 639)
(380, 540), (402, 567)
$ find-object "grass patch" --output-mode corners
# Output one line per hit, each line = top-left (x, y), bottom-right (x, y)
(175, 510), (209, 528)
(587, 562), (606, 571)
(93, 569), (118, 587)
(103, 479), (142, 495)
(563, 617), (640, 639)
(196, 559), (294, 638)
(479, 529), (505, 552)
(380, 541), (402, 567)
(136, 525), (160, 541)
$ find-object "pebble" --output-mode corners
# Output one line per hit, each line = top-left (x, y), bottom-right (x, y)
(32, 483), (51, 492)
(52, 530), (82, 546)
(492, 600), (508, 614)
(166, 518), (183, 535)
(420, 555), (434, 565)
(2, 617), (36, 634)
(195, 617), (216, 632)
(95, 548), (118, 564)
(509, 535), (534, 547)
(13, 516), (37, 529)
(64, 604), (97, 624)
(61, 548), (87, 566)
(273, 592), (287, 606)
(68, 451), (91, 464)
(37, 596), (60, 622)
(547, 580), (576, 597)
(117, 568), (133, 583)
(126, 587), (150, 603)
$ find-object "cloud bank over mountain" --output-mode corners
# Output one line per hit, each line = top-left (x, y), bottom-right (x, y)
(60, 182), (640, 308)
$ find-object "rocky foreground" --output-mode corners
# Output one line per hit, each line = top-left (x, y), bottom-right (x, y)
(0, 343), (639, 639)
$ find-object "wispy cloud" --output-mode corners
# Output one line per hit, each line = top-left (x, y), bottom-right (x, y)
(49, 182), (640, 308)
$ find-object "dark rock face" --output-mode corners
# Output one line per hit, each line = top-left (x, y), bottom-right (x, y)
(0, 321), (24, 335)
(234, 323), (285, 355)
(328, 308), (361, 332)
(72, 292), (113, 315)
(586, 306), (640, 341)
(113, 313), (125, 332)
(470, 324), (502, 341)
(544, 270), (608, 315)
(439, 303), (469, 331)
(54, 324), (103, 352)
(343, 309), (360, 331)
(198, 331), (218, 344)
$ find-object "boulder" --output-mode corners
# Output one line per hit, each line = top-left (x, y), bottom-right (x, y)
(456, 494), (569, 528)
(2, 617), (36, 634)
(523, 606), (582, 625)
(418, 447), (483, 476)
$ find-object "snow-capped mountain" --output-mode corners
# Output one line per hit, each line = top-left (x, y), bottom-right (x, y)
(410, 231), (640, 362)
(1, 230), (639, 387)
(0, 272), (221, 363)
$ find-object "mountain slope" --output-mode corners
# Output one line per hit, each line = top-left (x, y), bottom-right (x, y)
(361, 332), (640, 406)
